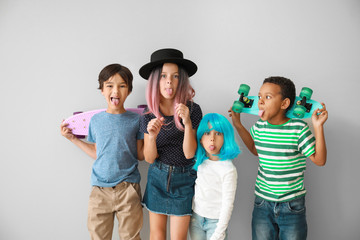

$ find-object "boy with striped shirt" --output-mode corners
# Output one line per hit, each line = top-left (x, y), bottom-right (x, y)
(229, 77), (328, 240)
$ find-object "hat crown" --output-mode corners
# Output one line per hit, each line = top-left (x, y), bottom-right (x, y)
(139, 48), (197, 79)
(151, 48), (184, 62)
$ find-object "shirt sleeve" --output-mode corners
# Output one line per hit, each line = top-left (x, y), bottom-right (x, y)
(190, 102), (202, 130)
(140, 110), (152, 134)
(136, 115), (144, 140)
(250, 125), (255, 138)
(87, 119), (95, 143)
(210, 167), (238, 240)
(298, 123), (315, 157)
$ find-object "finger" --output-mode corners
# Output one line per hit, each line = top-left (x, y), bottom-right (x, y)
(312, 109), (318, 117)
(321, 102), (326, 111)
(150, 118), (162, 127)
(175, 103), (183, 109)
(61, 121), (69, 128)
(148, 122), (159, 131)
(153, 121), (162, 129)
(320, 110), (328, 116)
(176, 108), (183, 118)
(147, 125), (158, 133)
(151, 119), (163, 129)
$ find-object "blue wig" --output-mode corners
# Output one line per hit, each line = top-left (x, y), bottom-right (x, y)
(193, 113), (241, 170)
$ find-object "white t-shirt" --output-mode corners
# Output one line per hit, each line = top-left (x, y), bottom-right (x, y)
(192, 159), (238, 240)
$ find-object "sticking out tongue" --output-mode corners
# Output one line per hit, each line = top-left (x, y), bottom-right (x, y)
(258, 110), (264, 117)
(111, 98), (120, 106)
(166, 88), (173, 95)
(209, 145), (215, 151)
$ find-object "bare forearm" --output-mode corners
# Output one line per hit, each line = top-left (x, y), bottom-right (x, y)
(144, 134), (158, 163)
(234, 123), (257, 156)
(312, 126), (327, 166)
(70, 138), (96, 159)
(183, 124), (197, 159)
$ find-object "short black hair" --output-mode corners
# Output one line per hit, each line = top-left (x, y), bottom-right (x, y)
(263, 76), (296, 112)
(98, 64), (133, 92)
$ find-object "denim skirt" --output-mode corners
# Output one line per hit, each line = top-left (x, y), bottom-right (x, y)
(142, 160), (197, 216)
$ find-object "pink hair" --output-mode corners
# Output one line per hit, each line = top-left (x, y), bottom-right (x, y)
(145, 65), (195, 131)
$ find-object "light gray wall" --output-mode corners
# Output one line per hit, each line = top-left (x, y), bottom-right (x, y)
(1, 0), (359, 239)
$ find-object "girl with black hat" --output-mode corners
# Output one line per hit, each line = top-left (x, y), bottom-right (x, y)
(139, 48), (203, 239)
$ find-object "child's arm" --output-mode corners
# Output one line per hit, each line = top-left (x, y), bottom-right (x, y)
(210, 168), (237, 240)
(143, 117), (163, 163)
(176, 103), (197, 159)
(229, 109), (258, 156)
(137, 139), (144, 161)
(309, 103), (328, 166)
(60, 122), (96, 159)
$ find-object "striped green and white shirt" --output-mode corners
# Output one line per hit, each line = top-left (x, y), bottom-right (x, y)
(250, 119), (315, 202)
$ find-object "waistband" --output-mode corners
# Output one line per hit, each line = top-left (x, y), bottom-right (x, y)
(153, 160), (194, 173)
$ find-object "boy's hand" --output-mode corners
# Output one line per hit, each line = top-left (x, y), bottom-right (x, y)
(60, 121), (76, 141)
(312, 102), (328, 127)
(147, 117), (164, 137)
(228, 108), (242, 128)
(175, 103), (191, 126)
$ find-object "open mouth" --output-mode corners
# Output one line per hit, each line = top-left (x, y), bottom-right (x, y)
(258, 110), (265, 117)
(165, 88), (173, 95)
(111, 97), (120, 105)
(209, 145), (215, 151)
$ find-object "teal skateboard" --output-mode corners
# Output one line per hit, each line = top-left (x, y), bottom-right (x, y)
(232, 84), (323, 118)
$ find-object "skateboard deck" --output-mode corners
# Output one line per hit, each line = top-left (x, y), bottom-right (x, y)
(232, 84), (322, 119)
(233, 95), (323, 118)
(64, 105), (146, 137)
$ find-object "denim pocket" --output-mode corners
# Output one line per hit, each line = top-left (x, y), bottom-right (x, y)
(287, 197), (306, 213)
(254, 196), (265, 208)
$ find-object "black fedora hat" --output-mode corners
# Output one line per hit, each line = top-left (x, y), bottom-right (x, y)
(139, 48), (197, 80)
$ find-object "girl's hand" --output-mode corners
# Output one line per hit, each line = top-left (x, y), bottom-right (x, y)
(176, 103), (191, 126)
(60, 121), (76, 141)
(312, 102), (328, 127)
(147, 117), (164, 137)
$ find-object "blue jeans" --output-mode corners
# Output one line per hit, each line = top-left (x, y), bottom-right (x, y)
(189, 212), (228, 240)
(252, 196), (307, 240)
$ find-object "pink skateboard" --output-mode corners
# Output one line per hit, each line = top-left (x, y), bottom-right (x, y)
(64, 105), (146, 138)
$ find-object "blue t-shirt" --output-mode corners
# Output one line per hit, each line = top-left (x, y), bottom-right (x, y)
(87, 110), (144, 187)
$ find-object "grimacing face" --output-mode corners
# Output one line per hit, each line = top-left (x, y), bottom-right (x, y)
(200, 126), (224, 161)
(101, 73), (129, 114)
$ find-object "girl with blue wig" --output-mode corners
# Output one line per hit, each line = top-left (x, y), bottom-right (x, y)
(190, 113), (241, 240)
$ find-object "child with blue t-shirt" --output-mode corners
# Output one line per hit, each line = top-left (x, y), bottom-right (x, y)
(229, 76), (328, 240)
(61, 64), (144, 240)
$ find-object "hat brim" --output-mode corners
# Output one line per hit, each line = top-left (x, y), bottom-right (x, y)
(139, 59), (197, 80)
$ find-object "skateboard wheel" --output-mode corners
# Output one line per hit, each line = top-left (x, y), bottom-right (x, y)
(137, 104), (147, 109)
(237, 84), (250, 96)
(232, 100), (244, 113)
(299, 87), (313, 100)
(75, 135), (86, 139)
(293, 105), (306, 118)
